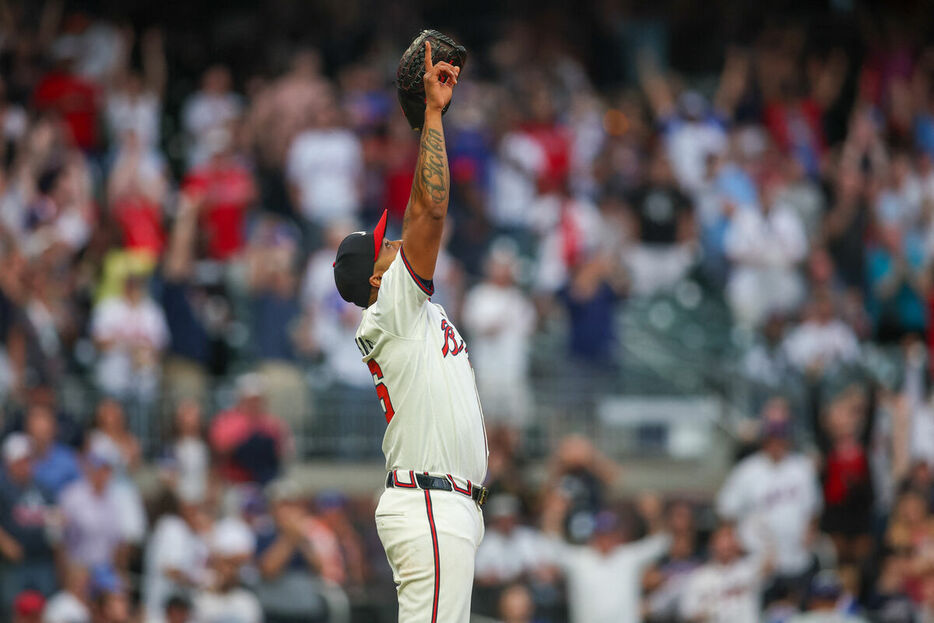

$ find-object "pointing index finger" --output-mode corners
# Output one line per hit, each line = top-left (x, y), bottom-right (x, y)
(424, 40), (433, 71)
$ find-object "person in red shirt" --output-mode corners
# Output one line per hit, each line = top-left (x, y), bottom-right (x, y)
(820, 387), (873, 567)
(33, 44), (100, 152)
(209, 374), (291, 484)
(107, 130), (168, 256)
(181, 126), (256, 261)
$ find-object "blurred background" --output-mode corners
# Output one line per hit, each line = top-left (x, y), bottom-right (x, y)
(1, 0), (934, 621)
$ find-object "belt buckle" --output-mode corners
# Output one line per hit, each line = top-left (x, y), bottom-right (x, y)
(476, 486), (489, 507)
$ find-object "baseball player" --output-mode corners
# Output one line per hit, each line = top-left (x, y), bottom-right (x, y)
(332, 36), (488, 623)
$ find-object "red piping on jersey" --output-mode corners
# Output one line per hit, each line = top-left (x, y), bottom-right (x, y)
(399, 247), (435, 295)
(446, 474), (472, 495)
(424, 489), (441, 623)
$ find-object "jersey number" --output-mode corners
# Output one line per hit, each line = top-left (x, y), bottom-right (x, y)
(367, 359), (396, 423)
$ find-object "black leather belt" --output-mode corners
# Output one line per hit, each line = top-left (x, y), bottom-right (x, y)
(386, 470), (489, 507)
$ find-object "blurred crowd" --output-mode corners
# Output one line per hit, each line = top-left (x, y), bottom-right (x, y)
(3, 0), (934, 621)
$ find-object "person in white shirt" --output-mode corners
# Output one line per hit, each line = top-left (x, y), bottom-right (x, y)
(488, 129), (545, 230)
(164, 400), (210, 504)
(59, 447), (124, 569)
(286, 97), (362, 227)
(462, 242), (536, 428)
(193, 517), (262, 623)
(724, 186), (808, 328)
(680, 522), (772, 623)
(105, 29), (165, 152)
(475, 494), (554, 586)
(182, 65), (243, 168)
(716, 413), (821, 584)
(42, 563), (91, 623)
(143, 499), (210, 623)
(91, 274), (169, 402)
(542, 493), (670, 623)
(782, 290), (861, 377)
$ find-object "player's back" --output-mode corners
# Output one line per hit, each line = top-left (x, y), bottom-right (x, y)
(356, 249), (488, 483)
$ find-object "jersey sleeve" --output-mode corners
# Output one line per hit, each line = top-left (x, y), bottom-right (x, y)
(365, 247), (434, 337)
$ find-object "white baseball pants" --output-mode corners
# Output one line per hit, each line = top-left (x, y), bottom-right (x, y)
(375, 484), (484, 623)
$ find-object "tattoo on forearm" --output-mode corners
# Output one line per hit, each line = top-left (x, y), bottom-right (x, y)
(417, 127), (447, 204)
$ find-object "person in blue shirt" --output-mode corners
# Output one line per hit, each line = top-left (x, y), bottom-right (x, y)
(866, 224), (927, 342)
(0, 434), (57, 618)
(25, 404), (80, 499)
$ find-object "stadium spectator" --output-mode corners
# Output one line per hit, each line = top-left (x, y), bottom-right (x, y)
(88, 564), (132, 623)
(623, 147), (696, 295)
(161, 399), (210, 504)
(716, 410), (822, 595)
(162, 594), (193, 623)
(244, 218), (308, 427)
(546, 435), (620, 543)
(142, 494), (210, 623)
(209, 373), (290, 485)
(638, 53), (730, 195)
(679, 522), (772, 623)
(644, 501), (703, 623)
(824, 162), (871, 293)
(819, 387), (874, 570)
(32, 41), (100, 151)
(90, 273), (169, 404)
(297, 220), (371, 393)
(254, 479), (329, 621)
(58, 444), (125, 570)
(246, 49), (330, 216)
(106, 129), (168, 258)
(194, 517), (261, 623)
(782, 289), (861, 378)
(84, 431), (147, 554)
(24, 403), (80, 498)
(542, 492), (670, 623)
(475, 494), (555, 587)
(0, 434), (57, 616)
(159, 192), (220, 405)
(497, 583), (536, 623)
(104, 28), (165, 151)
(286, 91), (363, 231)
(312, 491), (367, 589)
(724, 174), (808, 327)
(558, 253), (627, 368)
(180, 124), (256, 262)
(88, 399), (141, 472)
(788, 571), (869, 623)
(865, 222), (928, 341)
(42, 563), (91, 623)
(463, 242), (536, 428)
(182, 65), (243, 168)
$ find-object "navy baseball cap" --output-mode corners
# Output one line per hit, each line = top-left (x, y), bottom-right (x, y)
(333, 209), (388, 308)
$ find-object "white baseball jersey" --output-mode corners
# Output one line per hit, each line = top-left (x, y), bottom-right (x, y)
(716, 451), (821, 575)
(355, 248), (488, 483)
(680, 556), (764, 623)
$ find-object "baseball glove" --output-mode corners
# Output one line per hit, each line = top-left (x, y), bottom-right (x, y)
(396, 29), (467, 131)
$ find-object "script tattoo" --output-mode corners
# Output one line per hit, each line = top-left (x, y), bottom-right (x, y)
(417, 127), (447, 204)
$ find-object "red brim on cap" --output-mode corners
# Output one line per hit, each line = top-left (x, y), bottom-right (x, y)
(372, 209), (388, 260)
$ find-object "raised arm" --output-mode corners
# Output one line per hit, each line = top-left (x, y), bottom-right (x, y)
(401, 41), (460, 280)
